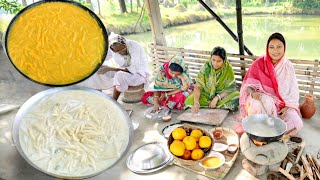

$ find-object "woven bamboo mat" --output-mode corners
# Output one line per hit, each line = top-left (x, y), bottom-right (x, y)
(174, 127), (240, 179)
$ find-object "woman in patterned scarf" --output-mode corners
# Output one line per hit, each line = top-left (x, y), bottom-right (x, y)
(185, 46), (239, 112)
(142, 55), (193, 110)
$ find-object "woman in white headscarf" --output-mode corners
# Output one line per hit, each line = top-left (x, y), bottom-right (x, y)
(90, 32), (150, 100)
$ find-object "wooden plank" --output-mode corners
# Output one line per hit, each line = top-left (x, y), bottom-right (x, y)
(310, 60), (319, 94)
(278, 167), (296, 180)
(298, 86), (320, 92)
(306, 154), (320, 180)
(149, 44), (319, 63)
(301, 155), (315, 180)
(149, 44), (211, 55)
(296, 75), (320, 82)
(295, 142), (305, 164)
(292, 64), (319, 71)
(295, 69), (320, 76)
(297, 80), (320, 87)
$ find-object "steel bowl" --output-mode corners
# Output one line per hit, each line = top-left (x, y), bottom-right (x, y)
(242, 114), (287, 143)
(126, 142), (173, 174)
(12, 87), (133, 179)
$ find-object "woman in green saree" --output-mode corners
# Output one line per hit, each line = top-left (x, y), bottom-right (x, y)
(184, 46), (239, 112)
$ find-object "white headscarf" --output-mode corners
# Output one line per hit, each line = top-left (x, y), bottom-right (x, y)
(109, 32), (131, 67)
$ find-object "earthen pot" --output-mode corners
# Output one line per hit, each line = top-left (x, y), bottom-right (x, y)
(300, 94), (316, 119)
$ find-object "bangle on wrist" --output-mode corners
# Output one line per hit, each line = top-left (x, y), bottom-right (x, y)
(153, 96), (159, 99)
(217, 94), (222, 101)
(194, 102), (200, 106)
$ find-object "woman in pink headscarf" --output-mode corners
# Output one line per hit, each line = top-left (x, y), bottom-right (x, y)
(239, 32), (303, 135)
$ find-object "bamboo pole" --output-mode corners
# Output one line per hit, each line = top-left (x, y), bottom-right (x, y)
(310, 59), (319, 94)
(145, 1), (166, 46)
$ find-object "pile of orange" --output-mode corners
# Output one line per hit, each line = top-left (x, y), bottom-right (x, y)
(169, 127), (212, 160)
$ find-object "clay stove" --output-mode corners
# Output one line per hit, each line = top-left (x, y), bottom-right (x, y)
(240, 133), (288, 176)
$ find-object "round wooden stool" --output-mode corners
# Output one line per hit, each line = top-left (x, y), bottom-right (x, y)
(122, 84), (145, 103)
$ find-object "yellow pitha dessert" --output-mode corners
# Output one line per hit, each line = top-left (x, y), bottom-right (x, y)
(6, 2), (106, 85)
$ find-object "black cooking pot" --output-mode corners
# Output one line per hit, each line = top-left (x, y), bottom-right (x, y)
(242, 114), (287, 143)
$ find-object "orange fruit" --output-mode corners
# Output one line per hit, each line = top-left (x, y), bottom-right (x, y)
(170, 140), (185, 156)
(181, 150), (192, 160)
(183, 136), (197, 150)
(190, 129), (203, 141)
(191, 149), (204, 160)
(194, 143), (200, 149)
(199, 136), (212, 148)
(172, 128), (187, 140)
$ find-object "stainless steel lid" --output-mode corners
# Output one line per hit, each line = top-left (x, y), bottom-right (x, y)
(126, 142), (173, 174)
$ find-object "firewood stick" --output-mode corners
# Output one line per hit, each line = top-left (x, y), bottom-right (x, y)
(295, 142), (305, 164)
(282, 158), (288, 169)
(301, 173), (308, 180)
(298, 164), (305, 180)
(301, 155), (315, 180)
(311, 155), (320, 171)
(278, 167), (296, 180)
(312, 166), (320, 180)
(306, 154), (320, 180)
(285, 162), (293, 172)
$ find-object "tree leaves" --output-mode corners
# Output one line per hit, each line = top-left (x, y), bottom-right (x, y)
(0, 0), (23, 14)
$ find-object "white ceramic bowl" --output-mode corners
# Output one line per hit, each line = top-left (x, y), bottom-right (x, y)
(199, 151), (225, 170)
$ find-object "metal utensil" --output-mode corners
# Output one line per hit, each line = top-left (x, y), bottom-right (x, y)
(242, 114), (287, 143)
(126, 142), (173, 173)
(12, 87), (133, 179)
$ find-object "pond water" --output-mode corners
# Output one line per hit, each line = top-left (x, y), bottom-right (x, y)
(125, 15), (320, 60)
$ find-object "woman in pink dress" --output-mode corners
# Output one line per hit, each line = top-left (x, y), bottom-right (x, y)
(239, 32), (303, 135)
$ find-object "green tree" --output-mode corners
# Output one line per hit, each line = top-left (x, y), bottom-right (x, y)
(0, 0), (23, 14)
(119, 0), (127, 13)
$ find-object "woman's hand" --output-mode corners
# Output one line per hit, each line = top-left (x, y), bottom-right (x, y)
(191, 103), (200, 113)
(153, 103), (160, 112)
(152, 96), (160, 112)
(251, 91), (262, 100)
(209, 97), (219, 109)
(278, 107), (288, 119)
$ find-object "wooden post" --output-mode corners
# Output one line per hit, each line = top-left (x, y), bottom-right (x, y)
(236, 0), (244, 56)
(310, 59), (319, 94)
(145, 0), (167, 46)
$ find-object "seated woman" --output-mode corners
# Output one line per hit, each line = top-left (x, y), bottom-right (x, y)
(95, 32), (150, 100)
(184, 46), (239, 112)
(239, 32), (303, 134)
(142, 55), (192, 110)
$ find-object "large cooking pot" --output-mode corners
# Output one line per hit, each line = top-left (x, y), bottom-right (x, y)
(12, 87), (133, 179)
(242, 114), (287, 143)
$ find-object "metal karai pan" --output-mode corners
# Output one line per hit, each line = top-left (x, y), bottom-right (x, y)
(242, 114), (287, 143)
